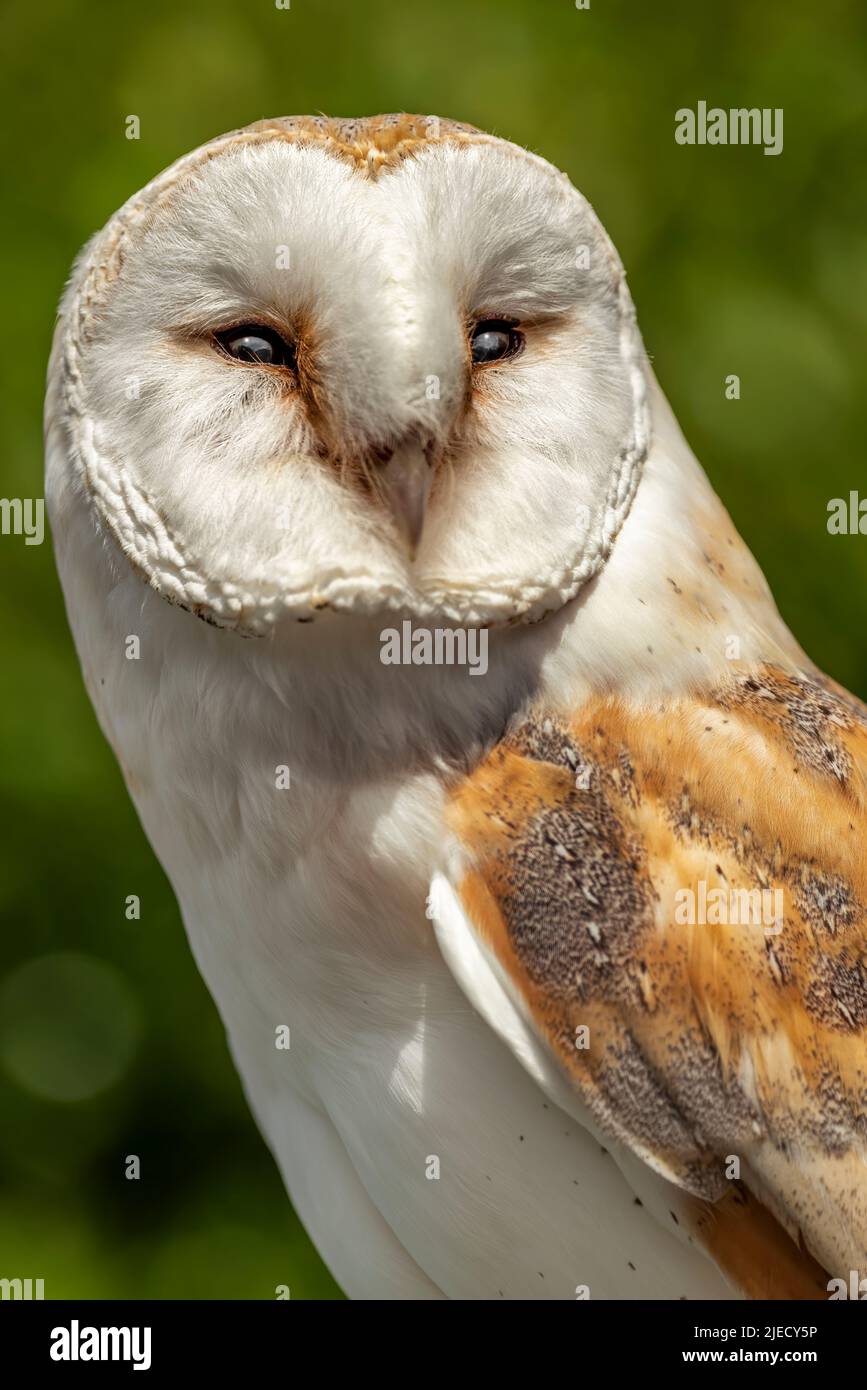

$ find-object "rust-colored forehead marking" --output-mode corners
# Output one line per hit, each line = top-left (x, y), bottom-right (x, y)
(237, 112), (485, 174)
(76, 114), (489, 341)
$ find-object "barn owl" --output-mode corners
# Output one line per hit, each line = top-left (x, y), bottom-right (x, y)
(45, 114), (866, 1301)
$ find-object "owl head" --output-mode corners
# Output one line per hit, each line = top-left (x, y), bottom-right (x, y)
(49, 115), (649, 637)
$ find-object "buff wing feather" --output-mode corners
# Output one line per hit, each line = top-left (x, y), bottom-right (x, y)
(442, 663), (867, 1296)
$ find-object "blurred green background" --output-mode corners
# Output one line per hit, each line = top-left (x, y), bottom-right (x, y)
(1, 0), (865, 1299)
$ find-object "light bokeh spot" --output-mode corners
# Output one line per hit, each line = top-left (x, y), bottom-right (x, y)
(0, 953), (141, 1102)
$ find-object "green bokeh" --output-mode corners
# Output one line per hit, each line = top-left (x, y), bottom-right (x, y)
(1, 0), (865, 1299)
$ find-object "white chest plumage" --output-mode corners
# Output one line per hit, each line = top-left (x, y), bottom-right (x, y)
(48, 454), (737, 1300)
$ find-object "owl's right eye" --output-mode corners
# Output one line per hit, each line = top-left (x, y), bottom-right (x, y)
(214, 324), (296, 369)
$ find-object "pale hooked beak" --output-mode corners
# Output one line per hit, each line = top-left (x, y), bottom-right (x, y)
(375, 439), (434, 557)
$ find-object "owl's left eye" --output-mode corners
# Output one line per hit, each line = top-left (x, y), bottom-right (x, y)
(470, 319), (522, 366)
(214, 324), (296, 368)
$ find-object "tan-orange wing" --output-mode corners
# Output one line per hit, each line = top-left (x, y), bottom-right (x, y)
(445, 663), (867, 1296)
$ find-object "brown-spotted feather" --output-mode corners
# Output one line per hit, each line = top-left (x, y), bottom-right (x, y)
(446, 663), (867, 1294)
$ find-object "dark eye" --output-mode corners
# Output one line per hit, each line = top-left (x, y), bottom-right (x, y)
(470, 319), (522, 366)
(214, 324), (296, 368)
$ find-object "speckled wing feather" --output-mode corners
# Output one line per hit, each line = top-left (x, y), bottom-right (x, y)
(443, 662), (867, 1297)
